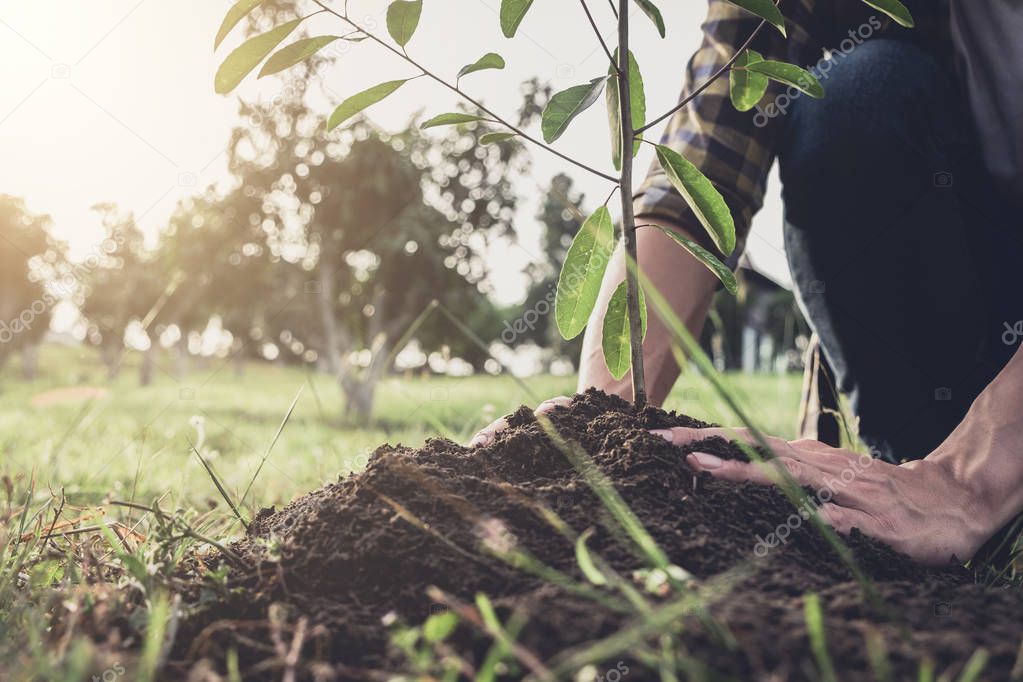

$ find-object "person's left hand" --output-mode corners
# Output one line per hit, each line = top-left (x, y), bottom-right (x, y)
(651, 427), (994, 566)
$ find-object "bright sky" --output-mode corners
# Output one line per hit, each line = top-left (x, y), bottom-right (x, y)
(0, 0), (791, 305)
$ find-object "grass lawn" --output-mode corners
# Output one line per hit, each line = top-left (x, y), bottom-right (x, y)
(0, 345), (803, 513)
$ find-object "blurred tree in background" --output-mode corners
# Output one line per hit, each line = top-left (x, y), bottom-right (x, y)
(79, 205), (165, 385)
(228, 97), (517, 419)
(0, 195), (65, 379)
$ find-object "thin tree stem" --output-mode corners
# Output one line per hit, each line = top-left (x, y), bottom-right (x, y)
(617, 0), (646, 407)
(635, 17), (769, 136)
(310, 0), (620, 184)
(579, 0), (619, 72)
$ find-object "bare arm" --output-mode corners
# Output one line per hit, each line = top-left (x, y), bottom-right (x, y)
(578, 218), (720, 406)
(926, 344), (1023, 538)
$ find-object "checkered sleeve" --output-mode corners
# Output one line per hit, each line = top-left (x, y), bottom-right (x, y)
(634, 0), (820, 266)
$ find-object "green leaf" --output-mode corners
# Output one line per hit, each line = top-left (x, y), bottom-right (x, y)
(860, 0), (914, 28)
(258, 35), (339, 78)
(421, 112), (488, 129)
(422, 612), (459, 643)
(652, 226), (737, 294)
(327, 79), (408, 131)
(214, 0), (266, 50)
(479, 132), (517, 145)
(458, 53), (506, 80)
(606, 50), (646, 171)
(542, 77), (607, 144)
(654, 145), (736, 255)
(745, 60), (824, 98)
(386, 0), (423, 47)
(602, 280), (647, 381)
(633, 0), (666, 37)
(729, 49), (768, 111)
(500, 0), (536, 38)
(215, 19), (302, 94)
(574, 529), (608, 586)
(555, 206), (615, 340)
(724, 0), (786, 35)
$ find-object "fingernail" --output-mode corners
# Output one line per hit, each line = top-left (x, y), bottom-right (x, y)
(650, 429), (674, 442)
(688, 452), (724, 469)
(469, 434), (489, 448)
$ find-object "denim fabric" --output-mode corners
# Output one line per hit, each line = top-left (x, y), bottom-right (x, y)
(778, 39), (1023, 462)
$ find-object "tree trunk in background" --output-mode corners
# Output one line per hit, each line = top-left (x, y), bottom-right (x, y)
(342, 379), (376, 423)
(231, 338), (246, 376)
(103, 345), (124, 381)
(175, 334), (189, 378)
(317, 266), (342, 376)
(21, 345), (38, 380)
(140, 346), (155, 387)
(339, 340), (393, 425)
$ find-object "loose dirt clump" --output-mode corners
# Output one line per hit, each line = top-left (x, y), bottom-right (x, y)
(170, 390), (1023, 680)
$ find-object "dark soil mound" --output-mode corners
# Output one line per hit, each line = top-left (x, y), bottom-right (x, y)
(171, 390), (1023, 680)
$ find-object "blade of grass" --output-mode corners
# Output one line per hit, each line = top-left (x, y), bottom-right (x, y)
(109, 500), (244, 565)
(477, 607), (528, 682)
(1011, 637), (1023, 680)
(864, 625), (894, 682)
(803, 593), (837, 682)
(918, 658), (935, 682)
(546, 567), (749, 677)
(427, 587), (554, 681)
(138, 593), (172, 682)
(957, 648), (989, 682)
(239, 384), (304, 507)
(190, 441), (247, 529)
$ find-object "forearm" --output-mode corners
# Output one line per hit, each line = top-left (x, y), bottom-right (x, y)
(928, 346), (1023, 529)
(577, 218), (720, 406)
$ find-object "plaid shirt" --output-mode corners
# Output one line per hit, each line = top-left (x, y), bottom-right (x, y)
(634, 0), (948, 264)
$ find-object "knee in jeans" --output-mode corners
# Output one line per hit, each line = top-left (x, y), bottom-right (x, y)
(780, 40), (956, 184)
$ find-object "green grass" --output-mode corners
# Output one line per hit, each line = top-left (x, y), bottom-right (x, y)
(0, 344), (802, 513)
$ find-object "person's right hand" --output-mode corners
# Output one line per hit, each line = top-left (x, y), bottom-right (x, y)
(469, 396), (573, 448)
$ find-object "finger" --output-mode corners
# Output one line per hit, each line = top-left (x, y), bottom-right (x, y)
(535, 396), (572, 415)
(651, 426), (787, 453)
(784, 440), (860, 473)
(469, 417), (508, 448)
(685, 451), (805, 485)
(686, 453), (859, 504)
(470, 396), (573, 448)
(816, 503), (883, 537)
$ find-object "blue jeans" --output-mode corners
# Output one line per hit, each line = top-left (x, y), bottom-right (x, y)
(778, 39), (1022, 462)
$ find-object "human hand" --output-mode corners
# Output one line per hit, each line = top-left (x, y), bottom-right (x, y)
(469, 396), (573, 448)
(652, 426), (993, 566)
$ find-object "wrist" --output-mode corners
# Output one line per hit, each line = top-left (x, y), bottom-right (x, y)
(927, 406), (1023, 534)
